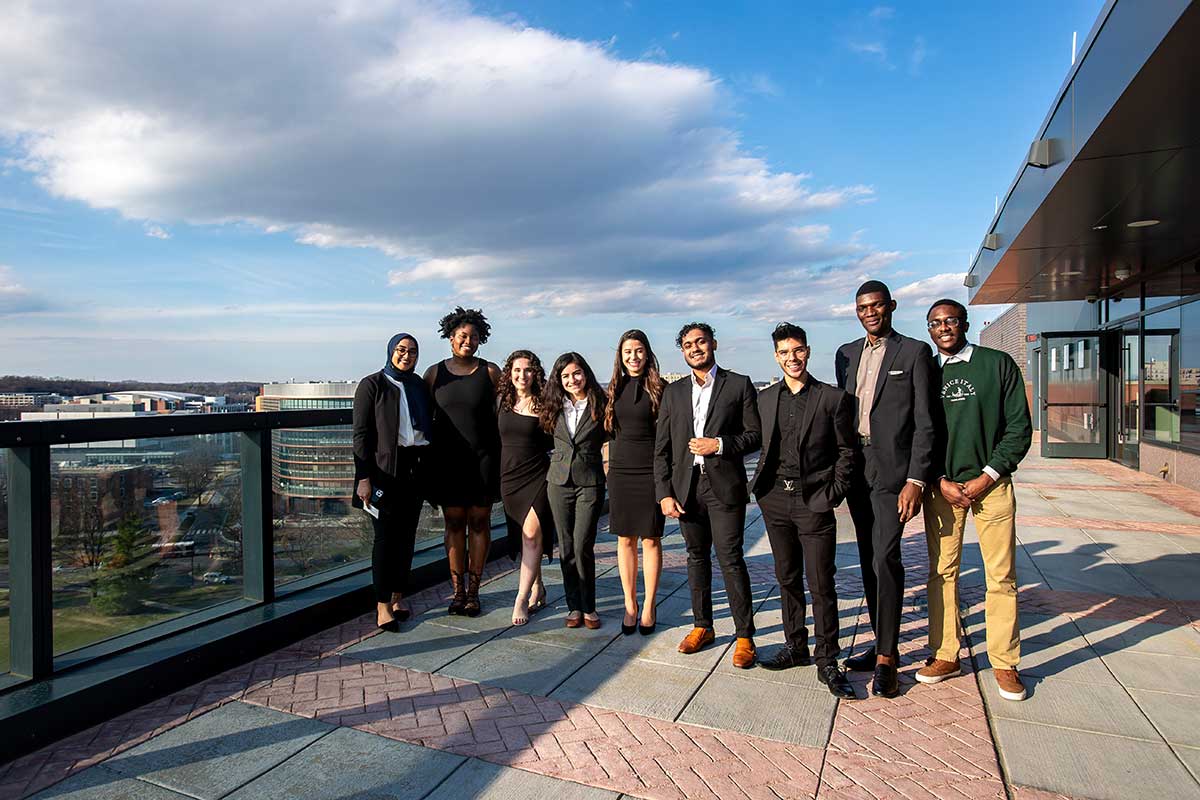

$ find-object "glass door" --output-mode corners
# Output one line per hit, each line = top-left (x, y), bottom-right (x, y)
(1040, 332), (1107, 458)
(1115, 326), (1140, 469)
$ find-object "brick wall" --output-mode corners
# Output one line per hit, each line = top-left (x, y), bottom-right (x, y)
(979, 303), (1028, 381)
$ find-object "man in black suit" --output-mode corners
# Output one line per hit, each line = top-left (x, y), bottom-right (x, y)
(835, 280), (937, 697)
(749, 323), (856, 698)
(654, 322), (763, 668)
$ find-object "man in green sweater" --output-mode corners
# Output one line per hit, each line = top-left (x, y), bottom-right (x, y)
(918, 298), (1032, 701)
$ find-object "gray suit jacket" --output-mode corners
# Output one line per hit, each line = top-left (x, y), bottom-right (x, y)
(546, 406), (606, 487)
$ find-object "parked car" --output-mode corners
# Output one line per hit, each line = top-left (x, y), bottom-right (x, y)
(202, 572), (232, 585)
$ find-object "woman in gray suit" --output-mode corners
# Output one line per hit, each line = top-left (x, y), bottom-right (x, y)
(540, 352), (608, 629)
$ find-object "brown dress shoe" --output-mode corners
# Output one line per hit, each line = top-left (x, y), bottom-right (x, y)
(915, 658), (961, 684)
(583, 614), (602, 630)
(731, 637), (757, 669)
(677, 627), (715, 654)
(565, 612), (583, 628)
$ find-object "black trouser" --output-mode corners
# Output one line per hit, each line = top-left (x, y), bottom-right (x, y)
(680, 467), (755, 638)
(757, 484), (840, 668)
(547, 481), (604, 613)
(845, 451), (905, 658)
(371, 493), (424, 603)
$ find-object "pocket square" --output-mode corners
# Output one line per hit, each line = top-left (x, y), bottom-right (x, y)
(888, 369), (905, 375)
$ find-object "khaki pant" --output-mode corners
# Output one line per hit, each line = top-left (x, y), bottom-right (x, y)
(923, 477), (1020, 669)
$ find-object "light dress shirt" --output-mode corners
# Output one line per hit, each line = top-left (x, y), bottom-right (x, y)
(382, 374), (429, 447)
(936, 344), (1001, 481)
(691, 364), (724, 466)
(564, 397), (589, 438)
(855, 333), (923, 488)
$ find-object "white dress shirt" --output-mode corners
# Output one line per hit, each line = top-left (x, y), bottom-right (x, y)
(936, 343), (1000, 481)
(564, 397), (589, 438)
(691, 364), (724, 465)
(383, 373), (429, 447)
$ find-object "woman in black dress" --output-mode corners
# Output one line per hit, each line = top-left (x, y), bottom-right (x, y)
(541, 353), (608, 629)
(498, 350), (556, 625)
(604, 330), (666, 635)
(423, 307), (502, 617)
(353, 333), (432, 631)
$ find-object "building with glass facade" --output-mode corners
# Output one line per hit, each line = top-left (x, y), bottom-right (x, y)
(966, 0), (1200, 488)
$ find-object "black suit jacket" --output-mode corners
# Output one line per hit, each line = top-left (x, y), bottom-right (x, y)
(546, 407), (606, 487)
(834, 330), (937, 493)
(653, 366), (762, 506)
(748, 378), (855, 512)
(352, 370), (429, 494)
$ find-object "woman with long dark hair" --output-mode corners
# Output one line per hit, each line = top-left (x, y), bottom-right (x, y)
(541, 352), (608, 629)
(604, 330), (667, 635)
(423, 307), (502, 617)
(498, 350), (556, 625)
(353, 333), (432, 631)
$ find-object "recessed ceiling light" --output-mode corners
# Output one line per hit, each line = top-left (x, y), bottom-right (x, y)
(1092, 224), (1108, 230)
(1029, 294), (1048, 299)
(1127, 219), (1161, 228)
(1060, 271), (1083, 276)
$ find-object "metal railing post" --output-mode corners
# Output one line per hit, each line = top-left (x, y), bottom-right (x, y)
(239, 430), (274, 603)
(7, 445), (54, 678)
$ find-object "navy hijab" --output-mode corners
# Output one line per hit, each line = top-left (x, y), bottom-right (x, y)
(384, 333), (433, 438)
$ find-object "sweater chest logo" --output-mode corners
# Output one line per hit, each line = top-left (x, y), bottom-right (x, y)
(942, 378), (977, 403)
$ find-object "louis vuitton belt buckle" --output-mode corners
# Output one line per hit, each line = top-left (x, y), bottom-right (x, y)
(782, 478), (796, 493)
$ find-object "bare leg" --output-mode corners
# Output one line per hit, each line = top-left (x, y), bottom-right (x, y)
(376, 601), (395, 626)
(466, 505), (493, 575)
(617, 536), (639, 626)
(641, 537), (663, 626)
(513, 507), (545, 625)
(443, 506), (469, 577)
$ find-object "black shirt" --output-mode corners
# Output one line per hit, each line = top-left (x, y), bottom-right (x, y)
(774, 381), (810, 479)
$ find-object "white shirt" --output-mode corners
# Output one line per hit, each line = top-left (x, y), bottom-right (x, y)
(691, 364), (724, 465)
(383, 374), (429, 447)
(564, 397), (589, 438)
(935, 343), (1000, 481)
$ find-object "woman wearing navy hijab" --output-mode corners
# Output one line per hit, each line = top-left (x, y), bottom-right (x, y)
(352, 333), (434, 631)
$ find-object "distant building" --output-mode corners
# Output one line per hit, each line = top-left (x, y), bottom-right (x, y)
(258, 382), (357, 515)
(661, 372), (688, 384)
(51, 464), (156, 535)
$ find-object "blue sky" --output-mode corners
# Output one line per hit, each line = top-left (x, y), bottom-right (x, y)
(0, 0), (1104, 383)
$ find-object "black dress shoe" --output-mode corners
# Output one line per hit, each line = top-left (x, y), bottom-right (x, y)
(844, 647), (876, 672)
(819, 664), (857, 699)
(377, 619), (399, 633)
(871, 663), (900, 698)
(759, 643), (813, 671)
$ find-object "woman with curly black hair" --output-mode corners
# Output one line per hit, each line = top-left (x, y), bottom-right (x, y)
(541, 352), (608, 629)
(423, 306), (502, 617)
(497, 350), (556, 625)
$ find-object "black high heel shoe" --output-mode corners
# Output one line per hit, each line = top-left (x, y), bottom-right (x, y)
(621, 604), (639, 636)
(638, 607), (657, 636)
(377, 618), (400, 633)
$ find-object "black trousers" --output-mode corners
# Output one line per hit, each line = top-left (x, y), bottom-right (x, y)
(371, 493), (424, 603)
(547, 482), (604, 613)
(680, 468), (755, 638)
(845, 451), (905, 658)
(757, 485), (840, 668)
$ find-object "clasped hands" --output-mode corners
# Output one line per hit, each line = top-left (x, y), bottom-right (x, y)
(938, 473), (995, 510)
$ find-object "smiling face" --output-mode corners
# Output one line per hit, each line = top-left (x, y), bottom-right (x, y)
(391, 337), (419, 372)
(855, 291), (896, 338)
(510, 357), (535, 395)
(680, 328), (716, 371)
(449, 324), (479, 358)
(773, 337), (809, 381)
(621, 338), (647, 376)
(927, 304), (969, 355)
(560, 362), (588, 400)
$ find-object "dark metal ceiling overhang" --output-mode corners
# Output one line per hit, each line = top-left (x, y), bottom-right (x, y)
(966, 0), (1200, 306)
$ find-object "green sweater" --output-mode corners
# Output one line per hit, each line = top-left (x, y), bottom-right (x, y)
(939, 345), (1032, 482)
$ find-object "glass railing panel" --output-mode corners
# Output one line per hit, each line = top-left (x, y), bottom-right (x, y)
(50, 434), (244, 656)
(0, 448), (9, 675)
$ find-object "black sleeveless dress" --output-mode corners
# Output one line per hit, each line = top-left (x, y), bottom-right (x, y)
(430, 360), (500, 507)
(607, 377), (665, 537)
(498, 407), (556, 559)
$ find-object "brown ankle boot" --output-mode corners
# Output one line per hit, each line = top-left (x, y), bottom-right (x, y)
(463, 571), (482, 617)
(448, 571), (467, 615)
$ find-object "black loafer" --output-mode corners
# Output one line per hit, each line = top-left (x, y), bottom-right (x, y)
(844, 647), (876, 672)
(759, 643), (813, 671)
(818, 664), (857, 699)
(871, 663), (900, 698)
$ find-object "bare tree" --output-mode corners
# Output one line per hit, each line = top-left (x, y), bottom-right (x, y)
(173, 443), (220, 505)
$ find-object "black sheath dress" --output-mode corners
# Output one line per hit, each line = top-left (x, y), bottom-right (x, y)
(498, 407), (556, 559)
(429, 360), (500, 507)
(607, 377), (665, 538)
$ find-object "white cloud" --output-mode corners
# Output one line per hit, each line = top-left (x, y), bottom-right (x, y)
(0, 0), (894, 322)
(910, 36), (928, 75)
(869, 6), (895, 20)
(143, 223), (170, 239)
(0, 265), (49, 312)
(893, 272), (967, 308)
(849, 41), (888, 59)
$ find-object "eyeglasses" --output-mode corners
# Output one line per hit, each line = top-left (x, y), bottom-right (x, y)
(926, 317), (964, 330)
(393, 346), (417, 357)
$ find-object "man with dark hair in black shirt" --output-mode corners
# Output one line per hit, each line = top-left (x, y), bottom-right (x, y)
(748, 323), (857, 698)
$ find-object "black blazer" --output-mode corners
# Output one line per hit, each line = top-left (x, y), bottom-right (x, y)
(653, 367), (762, 506)
(352, 370), (429, 495)
(546, 405), (606, 487)
(748, 378), (855, 512)
(834, 330), (938, 493)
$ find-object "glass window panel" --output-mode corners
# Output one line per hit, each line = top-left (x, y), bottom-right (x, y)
(1143, 306), (1181, 445)
(1181, 301), (1200, 450)
(1045, 405), (1103, 445)
(50, 434), (244, 657)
